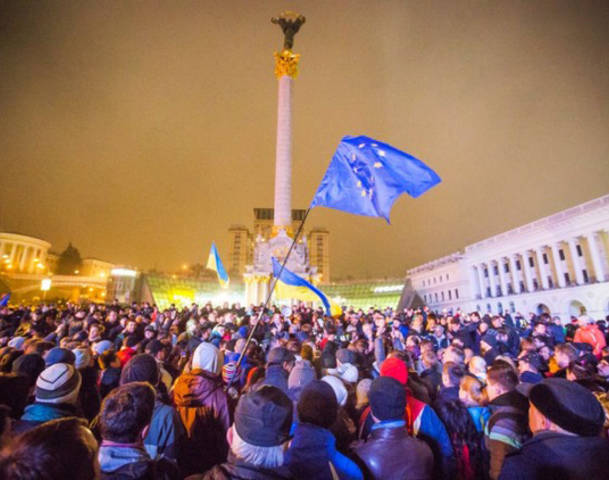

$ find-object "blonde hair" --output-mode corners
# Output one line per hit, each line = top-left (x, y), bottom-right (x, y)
(460, 374), (488, 406)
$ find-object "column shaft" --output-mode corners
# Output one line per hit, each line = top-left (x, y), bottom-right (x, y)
(273, 75), (293, 230)
(586, 232), (606, 282)
(535, 247), (549, 289)
(522, 251), (534, 292)
(567, 238), (585, 285)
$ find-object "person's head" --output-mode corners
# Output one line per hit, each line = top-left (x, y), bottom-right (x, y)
(298, 380), (338, 429)
(379, 356), (408, 386)
(231, 385), (293, 469)
(491, 316), (503, 329)
(98, 349), (120, 370)
(266, 347), (295, 373)
(192, 341), (223, 375)
(369, 376), (405, 422)
(518, 352), (542, 375)
(468, 356), (487, 382)
(554, 343), (577, 369)
(120, 354), (160, 387)
(355, 378), (372, 410)
(578, 315), (593, 328)
(533, 322), (547, 336)
(99, 382), (155, 444)
(485, 361), (518, 401)
(527, 378), (604, 437)
(442, 362), (465, 388)
(421, 349), (438, 370)
(125, 319), (137, 334)
(321, 375), (348, 407)
(0, 417), (99, 480)
(44, 347), (76, 367)
(459, 374), (487, 406)
(35, 362), (81, 405)
(443, 346), (465, 366)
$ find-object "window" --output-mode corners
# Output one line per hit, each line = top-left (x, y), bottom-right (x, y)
(435, 293), (438, 302)
(446, 274), (449, 281)
(519, 281), (525, 291)
(507, 283), (513, 294)
(509, 301), (516, 313)
(455, 288), (459, 299)
(548, 277), (553, 288)
(493, 265), (499, 275)
(564, 272), (570, 284)
(559, 249), (565, 261)
(486, 287), (491, 297)
(516, 260), (521, 271)
(582, 269), (589, 283)
(504, 263), (509, 273)
(484, 268), (489, 278)
(498, 302), (503, 314)
(496, 286), (502, 296)
(476, 304), (481, 312)
(424, 294), (427, 303)
(529, 257), (535, 268)
(533, 279), (538, 290)
(487, 303), (492, 313)
(441, 291), (445, 301)
(543, 253), (548, 264)
(448, 290), (452, 300)
(576, 245), (583, 257)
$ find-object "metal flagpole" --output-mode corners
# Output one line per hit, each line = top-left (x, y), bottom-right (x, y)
(228, 207), (312, 387)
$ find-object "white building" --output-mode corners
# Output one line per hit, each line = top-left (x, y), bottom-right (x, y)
(406, 194), (609, 320)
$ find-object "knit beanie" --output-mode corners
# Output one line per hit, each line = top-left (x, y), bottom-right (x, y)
(45, 347), (76, 367)
(369, 376), (406, 421)
(120, 354), (160, 386)
(297, 380), (338, 429)
(356, 378), (372, 409)
(322, 374), (348, 407)
(192, 342), (223, 375)
(288, 360), (316, 390)
(72, 347), (92, 370)
(222, 361), (241, 385)
(35, 363), (81, 405)
(380, 357), (408, 385)
(529, 378), (605, 436)
(92, 340), (113, 356)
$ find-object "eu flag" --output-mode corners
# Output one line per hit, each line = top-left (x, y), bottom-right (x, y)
(272, 258), (341, 317)
(310, 135), (441, 222)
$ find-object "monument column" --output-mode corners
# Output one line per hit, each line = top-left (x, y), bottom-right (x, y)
(272, 12), (305, 236)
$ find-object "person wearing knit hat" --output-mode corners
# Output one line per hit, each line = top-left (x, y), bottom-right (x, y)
(355, 377), (434, 480)
(202, 385), (293, 479)
(72, 347), (92, 370)
(322, 374), (348, 407)
(45, 347), (76, 367)
(287, 360), (316, 403)
(17, 363), (82, 433)
(287, 380), (363, 480)
(92, 339), (113, 357)
(119, 353), (184, 463)
(500, 378), (609, 479)
(380, 356), (409, 385)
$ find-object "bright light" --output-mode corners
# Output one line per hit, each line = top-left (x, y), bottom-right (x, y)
(33, 258), (39, 263)
(373, 285), (404, 293)
(36, 263), (45, 269)
(41, 278), (52, 291)
(182, 264), (188, 271)
(74, 270), (80, 274)
(111, 268), (137, 277)
(99, 272), (106, 278)
(1, 255), (8, 259)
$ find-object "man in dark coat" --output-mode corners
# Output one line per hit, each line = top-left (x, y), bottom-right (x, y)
(499, 378), (609, 480)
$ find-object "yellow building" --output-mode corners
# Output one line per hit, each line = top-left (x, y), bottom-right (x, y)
(308, 227), (330, 283)
(227, 225), (253, 277)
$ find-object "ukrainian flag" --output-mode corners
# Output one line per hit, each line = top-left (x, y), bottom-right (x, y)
(206, 243), (229, 288)
(272, 257), (341, 317)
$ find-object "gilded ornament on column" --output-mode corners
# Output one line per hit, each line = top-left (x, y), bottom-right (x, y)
(274, 50), (301, 78)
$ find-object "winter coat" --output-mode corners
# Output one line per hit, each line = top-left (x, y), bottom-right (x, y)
(15, 402), (82, 433)
(98, 444), (179, 480)
(263, 365), (289, 395)
(188, 455), (293, 480)
(354, 420), (433, 480)
(484, 390), (530, 480)
(574, 324), (607, 358)
(498, 431), (609, 480)
(285, 422), (363, 480)
(172, 369), (231, 477)
(144, 399), (185, 463)
(467, 406), (491, 433)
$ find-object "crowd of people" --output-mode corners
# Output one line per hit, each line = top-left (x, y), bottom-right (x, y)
(0, 299), (608, 479)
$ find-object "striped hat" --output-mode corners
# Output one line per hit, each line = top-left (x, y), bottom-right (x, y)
(35, 363), (81, 405)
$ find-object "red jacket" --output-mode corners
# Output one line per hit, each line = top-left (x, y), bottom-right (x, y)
(574, 324), (606, 358)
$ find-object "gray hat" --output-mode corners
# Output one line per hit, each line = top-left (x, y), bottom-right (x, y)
(267, 347), (295, 366)
(35, 363), (81, 405)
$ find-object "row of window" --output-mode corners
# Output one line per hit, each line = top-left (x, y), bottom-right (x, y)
(424, 288), (459, 305)
(421, 273), (450, 288)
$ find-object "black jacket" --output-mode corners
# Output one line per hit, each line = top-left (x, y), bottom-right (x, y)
(498, 431), (609, 480)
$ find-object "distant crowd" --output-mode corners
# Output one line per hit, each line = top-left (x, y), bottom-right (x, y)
(0, 299), (608, 479)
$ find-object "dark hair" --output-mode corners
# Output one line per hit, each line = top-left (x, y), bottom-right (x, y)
(99, 382), (155, 443)
(435, 399), (486, 479)
(487, 361), (518, 391)
(98, 349), (117, 369)
(443, 361), (465, 387)
(0, 417), (98, 480)
(125, 335), (139, 348)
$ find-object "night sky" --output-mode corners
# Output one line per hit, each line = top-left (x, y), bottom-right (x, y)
(1, 1), (608, 279)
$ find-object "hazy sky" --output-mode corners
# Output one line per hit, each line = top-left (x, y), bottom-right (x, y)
(1, 1), (608, 279)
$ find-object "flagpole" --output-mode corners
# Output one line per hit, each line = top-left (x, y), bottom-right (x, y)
(229, 206), (311, 388)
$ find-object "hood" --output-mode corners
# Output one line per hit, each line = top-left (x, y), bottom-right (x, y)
(191, 341), (223, 375)
(99, 445), (151, 476)
(173, 370), (222, 406)
(21, 402), (76, 423)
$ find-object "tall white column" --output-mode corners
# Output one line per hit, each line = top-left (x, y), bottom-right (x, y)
(508, 255), (521, 293)
(535, 247), (550, 289)
(567, 238), (585, 285)
(273, 75), (293, 231)
(522, 251), (534, 292)
(18, 245), (29, 272)
(476, 264), (486, 298)
(497, 258), (508, 296)
(470, 266), (481, 299)
(8, 243), (17, 266)
(488, 261), (497, 297)
(550, 242), (567, 287)
(586, 232), (606, 282)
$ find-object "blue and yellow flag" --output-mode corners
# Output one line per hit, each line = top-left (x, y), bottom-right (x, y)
(206, 243), (229, 288)
(0, 293), (9, 307)
(272, 257), (341, 317)
(310, 135), (441, 222)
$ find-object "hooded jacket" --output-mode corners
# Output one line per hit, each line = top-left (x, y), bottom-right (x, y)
(15, 402), (82, 434)
(99, 444), (178, 480)
(285, 422), (363, 480)
(172, 368), (230, 477)
(574, 324), (607, 358)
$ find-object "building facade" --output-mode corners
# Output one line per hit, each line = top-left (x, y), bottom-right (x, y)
(308, 227), (330, 283)
(227, 225), (253, 276)
(0, 232), (51, 274)
(406, 194), (609, 320)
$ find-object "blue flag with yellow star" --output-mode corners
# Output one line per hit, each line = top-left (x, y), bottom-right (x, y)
(310, 135), (441, 222)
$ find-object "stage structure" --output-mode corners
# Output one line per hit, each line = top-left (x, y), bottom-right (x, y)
(244, 12), (320, 306)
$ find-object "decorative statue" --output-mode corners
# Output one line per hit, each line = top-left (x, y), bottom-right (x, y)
(271, 12), (306, 50)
